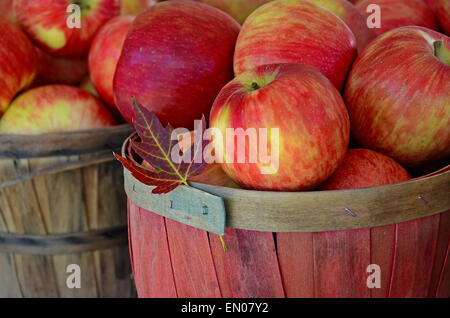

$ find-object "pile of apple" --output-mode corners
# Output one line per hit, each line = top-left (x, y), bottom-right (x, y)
(0, 0), (166, 134)
(1, 0), (449, 193)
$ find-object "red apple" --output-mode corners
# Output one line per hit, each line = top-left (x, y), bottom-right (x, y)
(0, 0), (18, 25)
(422, 0), (437, 12)
(356, 0), (438, 36)
(120, 0), (158, 14)
(234, 0), (357, 90)
(306, 0), (376, 53)
(0, 85), (116, 134)
(89, 15), (135, 108)
(320, 149), (411, 190)
(14, 0), (120, 57)
(34, 47), (88, 85)
(0, 20), (37, 116)
(344, 26), (450, 167)
(114, 1), (240, 128)
(190, 0), (272, 24)
(436, 0), (450, 36)
(210, 63), (350, 191)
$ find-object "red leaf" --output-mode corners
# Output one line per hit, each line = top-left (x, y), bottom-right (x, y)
(114, 152), (181, 194)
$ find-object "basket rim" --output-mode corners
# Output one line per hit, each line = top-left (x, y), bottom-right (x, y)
(0, 123), (134, 159)
(122, 133), (450, 233)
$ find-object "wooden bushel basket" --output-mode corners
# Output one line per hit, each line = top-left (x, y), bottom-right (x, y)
(0, 124), (136, 298)
(123, 135), (450, 298)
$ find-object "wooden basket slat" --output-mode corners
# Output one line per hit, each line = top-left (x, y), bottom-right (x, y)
(209, 229), (285, 298)
(388, 215), (440, 297)
(428, 211), (450, 297)
(277, 232), (314, 297)
(165, 218), (221, 298)
(370, 224), (396, 298)
(128, 204), (177, 297)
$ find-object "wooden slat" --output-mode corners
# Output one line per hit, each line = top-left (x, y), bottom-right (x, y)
(370, 224), (396, 298)
(312, 229), (371, 298)
(389, 215), (440, 297)
(435, 243), (450, 298)
(209, 229), (284, 298)
(165, 218), (221, 298)
(428, 211), (450, 297)
(128, 203), (177, 298)
(277, 232), (314, 298)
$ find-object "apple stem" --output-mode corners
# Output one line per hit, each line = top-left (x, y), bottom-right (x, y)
(251, 82), (260, 90)
(434, 40), (450, 65)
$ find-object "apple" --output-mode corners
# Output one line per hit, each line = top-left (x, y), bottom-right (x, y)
(234, 0), (357, 90)
(436, 0), (450, 36)
(120, 0), (158, 14)
(306, 0), (376, 53)
(344, 26), (450, 167)
(422, 0), (437, 12)
(319, 149), (411, 190)
(34, 47), (88, 85)
(356, 0), (438, 36)
(79, 76), (99, 97)
(14, 0), (120, 57)
(114, 1), (240, 128)
(0, 20), (37, 116)
(89, 15), (135, 108)
(0, 0), (18, 25)
(0, 85), (116, 134)
(190, 0), (272, 24)
(210, 63), (350, 191)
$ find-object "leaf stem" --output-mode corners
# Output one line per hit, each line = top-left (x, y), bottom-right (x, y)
(220, 235), (228, 253)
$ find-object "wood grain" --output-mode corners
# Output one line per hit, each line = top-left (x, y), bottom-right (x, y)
(209, 229), (284, 298)
(0, 157), (133, 297)
(276, 232), (314, 298)
(128, 203), (177, 298)
(388, 215), (440, 297)
(165, 218), (221, 298)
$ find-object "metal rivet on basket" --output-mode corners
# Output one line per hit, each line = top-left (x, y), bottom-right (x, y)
(418, 195), (428, 205)
(132, 184), (136, 192)
(169, 200), (173, 209)
(202, 205), (208, 215)
(344, 207), (358, 217)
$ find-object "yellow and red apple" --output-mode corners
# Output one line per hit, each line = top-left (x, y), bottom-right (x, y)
(344, 27), (450, 167)
(89, 15), (135, 108)
(0, 85), (116, 134)
(306, 0), (376, 53)
(0, 20), (37, 116)
(120, 0), (158, 14)
(210, 63), (350, 191)
(190, 0), (272, 24)
(234, 0), (357, 90)
(14, 0), (120, 57)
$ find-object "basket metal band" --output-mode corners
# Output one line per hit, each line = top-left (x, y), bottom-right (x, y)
(124, 168), (450, 235)
(0, 225), (128, 255)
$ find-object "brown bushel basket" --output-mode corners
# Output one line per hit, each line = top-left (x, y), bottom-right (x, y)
(123, 134), (450, 298)
(0, 124), (136, 298)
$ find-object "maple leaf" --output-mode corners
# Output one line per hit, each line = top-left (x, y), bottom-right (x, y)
(115, 98), (208, 194)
